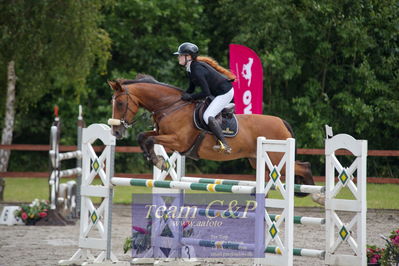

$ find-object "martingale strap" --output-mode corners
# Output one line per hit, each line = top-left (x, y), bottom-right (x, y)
(181, 131), (206, 160)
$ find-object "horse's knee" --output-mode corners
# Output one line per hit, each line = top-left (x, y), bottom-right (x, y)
(144, 136), (157, 158)
(144, 136), (155, 148)
(137, 132), (147, 146)
(138, 133), (155, 160)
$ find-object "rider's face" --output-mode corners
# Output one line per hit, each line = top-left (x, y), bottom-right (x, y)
(178, 54), (191, 66)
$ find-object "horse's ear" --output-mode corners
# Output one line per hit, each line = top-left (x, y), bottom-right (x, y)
(107, 80), (124, 92)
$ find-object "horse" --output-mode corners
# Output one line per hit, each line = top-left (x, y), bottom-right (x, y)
(107, 74), (324, 204)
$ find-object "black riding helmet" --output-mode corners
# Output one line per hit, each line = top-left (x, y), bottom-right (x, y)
(173, 42), (199, 59)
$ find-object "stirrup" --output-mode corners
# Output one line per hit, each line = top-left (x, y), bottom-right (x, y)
(212, 140), (232, 154)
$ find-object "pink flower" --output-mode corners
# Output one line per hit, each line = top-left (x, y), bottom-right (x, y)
(39, 212), (47, 218)
(132, 226), (148, 234)
(392, 235), (399, 245)
(182, 221), (191, 229)
(21, 212), (28, 220)
(370, 257), (378, 263)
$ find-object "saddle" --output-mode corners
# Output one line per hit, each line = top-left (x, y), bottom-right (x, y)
(193, 97), (239, 137)
(182, 97), (239, 160)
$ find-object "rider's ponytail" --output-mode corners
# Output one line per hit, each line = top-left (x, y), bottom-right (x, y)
(197, 56), (236, 81)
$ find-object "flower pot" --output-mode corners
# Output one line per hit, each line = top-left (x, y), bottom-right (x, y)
(25, 218), (40, 225)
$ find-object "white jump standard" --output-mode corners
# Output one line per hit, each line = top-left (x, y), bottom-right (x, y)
(48, 105), (84, 219)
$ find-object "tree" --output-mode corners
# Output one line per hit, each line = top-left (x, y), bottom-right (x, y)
(203, 0), (399, 176)
(0, 0), (112, 200)
(102, 0), (208, 84)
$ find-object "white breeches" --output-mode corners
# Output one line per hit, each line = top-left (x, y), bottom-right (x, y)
(203, 89), (234, 124)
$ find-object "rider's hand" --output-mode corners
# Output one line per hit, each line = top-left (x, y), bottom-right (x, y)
(181, 93), (193, 101)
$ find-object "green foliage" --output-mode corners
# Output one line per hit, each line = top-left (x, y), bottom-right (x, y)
(0, 1), (111, 113)
(103, 0), (208, 85)
(210, 0), (399, 150)
(367, 228), (399, 265)
(380, 228), (399, 265)
(124, 216), (194, 255)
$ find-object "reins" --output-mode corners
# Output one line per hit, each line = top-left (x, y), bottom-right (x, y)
(111, 86), (192, 129)
(152, 100), (192, 124)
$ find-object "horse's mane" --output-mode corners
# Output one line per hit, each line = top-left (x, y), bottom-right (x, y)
(119, 74), (184, 92)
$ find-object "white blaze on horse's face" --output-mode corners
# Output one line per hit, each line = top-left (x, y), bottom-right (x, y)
(107, 80), (138, 139)
(108, 98), (121, 126)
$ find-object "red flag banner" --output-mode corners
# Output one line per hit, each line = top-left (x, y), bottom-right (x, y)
(229, 44), (263, 114)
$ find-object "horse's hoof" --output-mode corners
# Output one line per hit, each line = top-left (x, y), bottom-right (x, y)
(144, 153), (151, 161)
(161, 160), (171, 171)
(155, 162), (163, 170)
(154, 155), (165, 170)
(311, 192), (325, 206)
(154, 155), (171, 171)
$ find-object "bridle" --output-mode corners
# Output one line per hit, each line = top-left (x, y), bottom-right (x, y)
(108, 87), (191, 129)
(108, 89), (140, 128)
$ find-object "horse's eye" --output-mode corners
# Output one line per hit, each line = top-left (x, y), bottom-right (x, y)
(117, 101), (124, 108)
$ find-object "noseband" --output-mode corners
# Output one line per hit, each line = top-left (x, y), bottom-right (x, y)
(108, 89), (138, 128)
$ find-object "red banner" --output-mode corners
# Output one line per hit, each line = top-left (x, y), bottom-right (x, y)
(229, 44), (263, 114)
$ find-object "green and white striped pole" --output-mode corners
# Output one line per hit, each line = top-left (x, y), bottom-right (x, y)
(111, 177), (255, 194)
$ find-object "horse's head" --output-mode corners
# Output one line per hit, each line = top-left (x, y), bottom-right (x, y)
(107, 80), (139, 139)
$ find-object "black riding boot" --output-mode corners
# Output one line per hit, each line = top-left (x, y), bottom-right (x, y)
(207, 117), (232, 154)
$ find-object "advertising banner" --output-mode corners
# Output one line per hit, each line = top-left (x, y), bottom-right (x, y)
(229, 44), (263, 114)
(131, 193), (263, 259)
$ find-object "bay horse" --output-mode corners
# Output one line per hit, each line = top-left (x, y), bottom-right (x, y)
(107, 75), (324, 204)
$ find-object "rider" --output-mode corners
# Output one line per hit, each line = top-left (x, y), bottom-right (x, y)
(174, 42), (235, 154)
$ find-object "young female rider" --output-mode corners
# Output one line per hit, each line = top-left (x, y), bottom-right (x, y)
(174, 42), (236, 154)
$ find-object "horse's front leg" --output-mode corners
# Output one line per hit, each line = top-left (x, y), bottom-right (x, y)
(143, 134), (180, 171)
(137, 131), (158, 161)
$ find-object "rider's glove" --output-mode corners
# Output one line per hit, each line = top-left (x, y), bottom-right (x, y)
(181, 93), (193, 101)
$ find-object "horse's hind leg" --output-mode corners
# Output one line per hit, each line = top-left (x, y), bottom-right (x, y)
(249, 158), (325, 205)
(295, 161), (325, 205)
(294, 161), (314, 197)
(248, 158), (315, 192)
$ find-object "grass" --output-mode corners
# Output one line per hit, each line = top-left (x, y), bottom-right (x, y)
(3, 178), (399, 209)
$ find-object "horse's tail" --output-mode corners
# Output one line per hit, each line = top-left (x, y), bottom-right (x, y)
(282, 119), (297, 154)
(282, 119), (295, 138)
